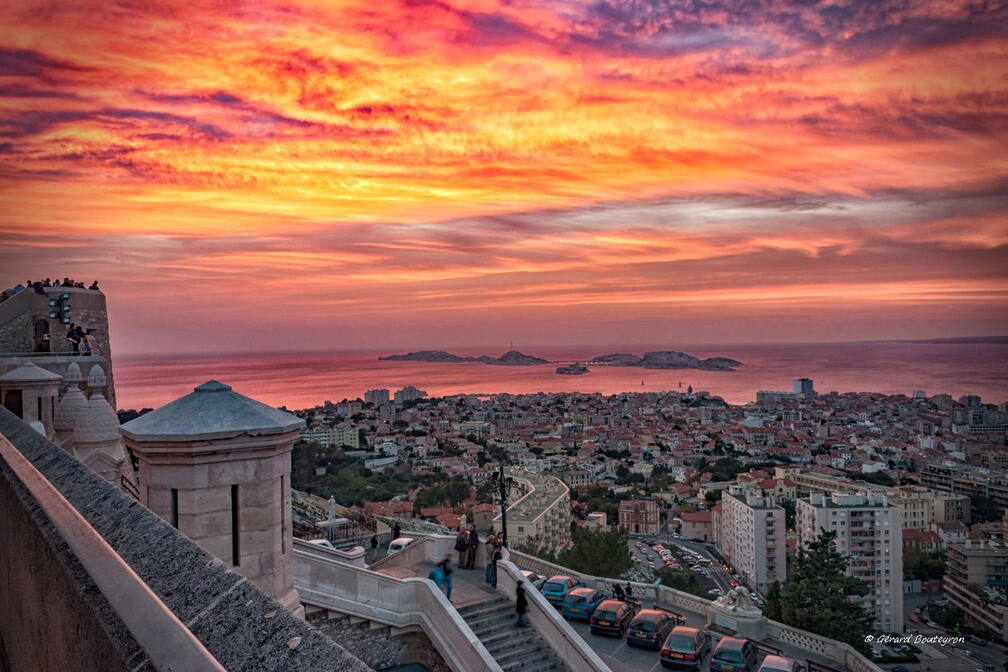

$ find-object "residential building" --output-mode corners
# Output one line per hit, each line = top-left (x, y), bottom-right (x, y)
(933, 493), (972, 525)
(494, 466), (571, 553)
(797, 492), (904, 633)
(679, 510), (713, 542)
(921, 463), (1008, 514)
(944, 540), (1008, 640)
(393, 386), (427, 404)
(717, 485), (787, 593)
(364, 388), (390, 405)
(302, 425), (360, 450)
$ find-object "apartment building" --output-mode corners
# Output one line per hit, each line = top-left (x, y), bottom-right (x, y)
(494, 467), (572, 553)
(797, 491), (904, 633)
(921, 463), (1008, 514)
(717, 485), (787, 593)
(302, 425), (360, 450)
(944, 540), (1008, 640)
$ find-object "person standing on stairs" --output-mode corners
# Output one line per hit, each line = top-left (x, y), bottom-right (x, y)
(439, 555), (454, 602)
(455, 527), (468, 567)
(466, 526), (479, 569)
(515, 581), (528, 627)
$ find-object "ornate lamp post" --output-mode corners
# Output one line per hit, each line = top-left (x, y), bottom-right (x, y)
(491, 461), (517, 548)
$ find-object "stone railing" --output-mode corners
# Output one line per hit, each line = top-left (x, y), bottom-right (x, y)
(507, 548), (884, 672)
(497, 558), (612, 672)
(294, 538), (502, 672)
(0, 407), (370, 672)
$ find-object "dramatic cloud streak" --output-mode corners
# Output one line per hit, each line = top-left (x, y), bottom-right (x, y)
(1, 0), (1006, 353)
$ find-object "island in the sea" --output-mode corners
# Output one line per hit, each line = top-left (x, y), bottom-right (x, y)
(380, 349), (742, 371)
(379, 350), (549, 366)
(590, 351), (742, 371)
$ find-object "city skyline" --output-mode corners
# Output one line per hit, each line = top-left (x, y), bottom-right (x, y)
(2, 0), (1007, 355)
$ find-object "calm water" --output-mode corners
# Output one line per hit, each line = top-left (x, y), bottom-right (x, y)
(111, 342), (1008, 410)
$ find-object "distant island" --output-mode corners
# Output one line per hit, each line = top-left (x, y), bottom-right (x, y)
(379, 350), (549, 366)
(590, 351), (742, 371)
(379, 349), (742, 371)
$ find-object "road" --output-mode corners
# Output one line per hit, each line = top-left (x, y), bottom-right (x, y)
(901, 593), (1008, 672)
(628, 535), (736, 595)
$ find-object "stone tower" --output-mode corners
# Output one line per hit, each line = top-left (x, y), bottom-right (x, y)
(0, 361), (62, 438)
(120, 380), (305, 616)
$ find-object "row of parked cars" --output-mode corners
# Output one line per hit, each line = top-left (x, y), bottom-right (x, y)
(528, 572), (802, 672)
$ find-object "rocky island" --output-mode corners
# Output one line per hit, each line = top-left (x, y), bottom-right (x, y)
(379, 350), (549, 366)
(380, 349), (742, 371)
(590, 351), (742, 371)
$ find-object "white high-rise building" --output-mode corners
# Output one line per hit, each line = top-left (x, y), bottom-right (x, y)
(717, 485), (786, 593)
(797, 491), (903, 633)
(393, 385), (427, 404)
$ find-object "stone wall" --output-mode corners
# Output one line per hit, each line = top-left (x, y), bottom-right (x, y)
(0, 310), (32, 354)
(0, 407), (373, 672)
(309, 614), (451, 672)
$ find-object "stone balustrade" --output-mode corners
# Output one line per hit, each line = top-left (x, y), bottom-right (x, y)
(293, 538), (503, 672)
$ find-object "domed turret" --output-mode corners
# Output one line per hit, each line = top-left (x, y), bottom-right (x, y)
(65, 361), (82, 384)
(54, 384), (89, 450)
(0, 361), (62, 439)
(87, 364), (107, 390)
(73, 390), (126, 483)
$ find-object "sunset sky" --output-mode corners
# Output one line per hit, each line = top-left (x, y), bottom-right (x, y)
(2, 0), (1007, 355)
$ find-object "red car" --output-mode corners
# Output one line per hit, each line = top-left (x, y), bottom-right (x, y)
(589, 599), (637, 637)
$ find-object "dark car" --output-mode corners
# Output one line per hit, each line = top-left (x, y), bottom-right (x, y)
(541, 575), (581, 608)
(709, 637), (758, 672)
(589, 599), (637, 637)
(660, 626), (710, 670)
(627, 609), (683, 650)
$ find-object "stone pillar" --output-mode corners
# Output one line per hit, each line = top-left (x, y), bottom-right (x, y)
(121, 380), (305, 617)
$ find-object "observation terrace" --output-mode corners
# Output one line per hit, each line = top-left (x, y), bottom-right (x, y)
(0, 406), (372, 672)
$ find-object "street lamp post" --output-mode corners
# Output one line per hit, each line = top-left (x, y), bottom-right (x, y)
(492, 461), (517, 548)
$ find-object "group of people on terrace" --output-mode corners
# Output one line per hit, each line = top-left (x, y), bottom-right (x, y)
(1, 278), (100, 302)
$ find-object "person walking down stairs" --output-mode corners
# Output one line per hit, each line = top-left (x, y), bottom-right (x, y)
(515, 581), (528, 627)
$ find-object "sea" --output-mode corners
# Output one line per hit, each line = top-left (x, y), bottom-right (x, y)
(111, 342), (1008, 411)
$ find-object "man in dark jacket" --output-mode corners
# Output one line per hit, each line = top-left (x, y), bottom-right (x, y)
(455, 528), (468, 567)
(465, 526), (479, 569)
(515, 581), (528, 627)
(369, 535), (378, 562)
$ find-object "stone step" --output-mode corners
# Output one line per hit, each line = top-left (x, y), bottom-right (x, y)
(492, 639), (551, 664)
(482, 630), (541, 657)
(468, 616), (520, 638)
(479, 627), (539, 649)
(501, 649), (561, 672)
(458, 597), (509, 617)
(461, 612), (516, 632)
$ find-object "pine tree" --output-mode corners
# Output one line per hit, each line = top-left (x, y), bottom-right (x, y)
(771, 529), (873, 654)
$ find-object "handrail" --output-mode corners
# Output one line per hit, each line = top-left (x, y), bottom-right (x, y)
(293, 539), (503, 672)
(0, 435), (227, 672)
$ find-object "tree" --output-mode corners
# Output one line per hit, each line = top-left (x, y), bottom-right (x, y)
(781, 499), (796, 531)
(704, 490), (722, 507)
(552, 527), (633, 579)
(971, 495), (1000, 523)
(903, 549), (946, 581)
(769, 529), (873, 652)
(654, 567), (708, 598)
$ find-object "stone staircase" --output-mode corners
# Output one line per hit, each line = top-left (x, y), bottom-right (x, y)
(458, 596), (567, 672)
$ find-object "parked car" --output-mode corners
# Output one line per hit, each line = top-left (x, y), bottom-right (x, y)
(627, 609), (683, 649)
(708, 588), (724, 596)
(709, 637), (758, 672)
(307, 538), (336, 550)
(520, 570), (546, 590)
(756, 655), (802, 672)
(660, 626), (710, 670)
(562, 587), (606, 621)
(388, 537), (415, 554)
(541, 575), (582, 608)
(589, 599), (637, 637)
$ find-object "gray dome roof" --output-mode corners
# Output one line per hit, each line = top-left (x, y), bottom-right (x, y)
(76, 392), (121, 444)
(65, 362), (83, 383)
(55, 385), (89, 432)
(0, 361), (62, 383)
(120, 380), (304, 441)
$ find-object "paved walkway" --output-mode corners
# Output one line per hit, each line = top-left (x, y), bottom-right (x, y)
(374, 561), (499, 610)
